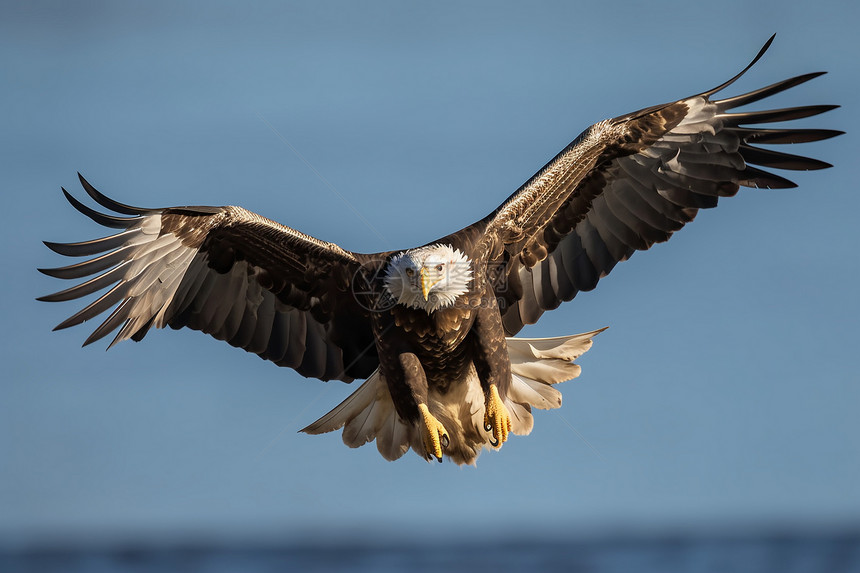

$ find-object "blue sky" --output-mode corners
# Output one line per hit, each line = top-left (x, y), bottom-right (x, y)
(2, 0), (858, 546)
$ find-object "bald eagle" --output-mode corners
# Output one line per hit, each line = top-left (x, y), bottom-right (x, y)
(39, 37), (840, 464)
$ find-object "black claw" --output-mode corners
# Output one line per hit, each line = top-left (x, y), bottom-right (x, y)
(485, 421), (493, 432)
(440, 434), (449, 449)
(488, 434), (499, 447)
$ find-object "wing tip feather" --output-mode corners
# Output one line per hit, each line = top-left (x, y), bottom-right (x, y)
(77, 172), (152, 215)
(61, 187), (137, 229)
(701, 34), (777, 98)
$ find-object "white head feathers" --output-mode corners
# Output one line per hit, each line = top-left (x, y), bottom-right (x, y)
(384, 244), (472, 313)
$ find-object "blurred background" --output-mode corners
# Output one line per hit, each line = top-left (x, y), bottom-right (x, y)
(2, 1), (858, 571)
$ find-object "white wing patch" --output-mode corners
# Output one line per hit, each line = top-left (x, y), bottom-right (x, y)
(40, 213), (202, 347)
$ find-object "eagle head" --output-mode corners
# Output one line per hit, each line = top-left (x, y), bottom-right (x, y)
(383, 244), (472, 313)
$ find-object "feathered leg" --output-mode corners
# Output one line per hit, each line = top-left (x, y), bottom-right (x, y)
(393, 352), (449, 462)
(470, 298), (513, 448)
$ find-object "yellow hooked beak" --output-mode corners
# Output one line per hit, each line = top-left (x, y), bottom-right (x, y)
(420, 266), (440, 301)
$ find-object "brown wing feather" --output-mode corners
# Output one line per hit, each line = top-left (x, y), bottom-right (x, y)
(38, 175), (379, 382)
(467, 38), (841, 335)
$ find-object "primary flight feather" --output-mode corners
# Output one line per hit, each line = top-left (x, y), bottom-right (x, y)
(39, 36), (841, 464)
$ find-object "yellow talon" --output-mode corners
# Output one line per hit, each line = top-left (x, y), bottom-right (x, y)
(418, 403), (449, 462)
(484, 384), (512, 448)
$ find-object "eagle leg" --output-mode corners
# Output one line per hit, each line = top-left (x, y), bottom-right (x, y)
(418, 403), (449, 462)
(484, 384), (512, 448)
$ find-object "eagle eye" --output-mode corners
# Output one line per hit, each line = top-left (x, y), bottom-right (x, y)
(405, 268), (415, 277)
(435, 264), (444, 272)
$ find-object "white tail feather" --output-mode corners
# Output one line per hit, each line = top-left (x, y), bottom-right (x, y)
(301, 328), (606, 464)
(301, 370), (416, 461)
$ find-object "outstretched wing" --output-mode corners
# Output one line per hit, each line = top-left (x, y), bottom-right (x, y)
(471, 36), (842, 335)
(38, 175), (379, 382)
